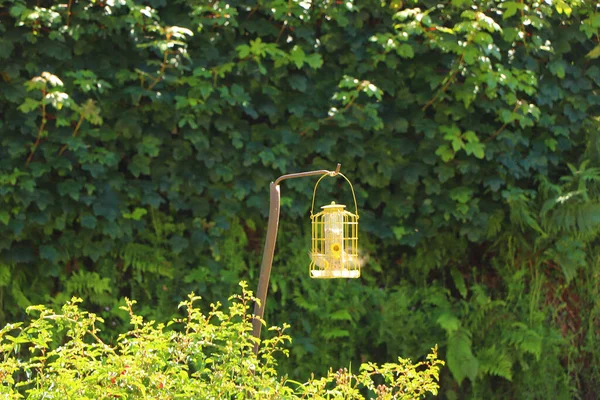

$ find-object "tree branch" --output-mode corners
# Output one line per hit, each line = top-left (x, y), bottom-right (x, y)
(26, 90), (46, 166)
(422, 53), (465, 112)
(58, 113), (85, 156)
(484, 101), (521, 143)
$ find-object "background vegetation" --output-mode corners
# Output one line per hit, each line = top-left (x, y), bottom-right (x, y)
(0, 282), (443, 399)
(0, 0), (599, 398)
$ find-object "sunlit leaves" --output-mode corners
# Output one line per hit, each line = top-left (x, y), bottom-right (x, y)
(581, 13), (600, 38)
(77, 99), (103, 125)
(0, 1), (599, 397)
(18, 97), (40, 113)
(0, 288), (442, 398)
(437, 126), (485, 160)
(500, 1), (525, 20)
(66, 70), (113, 94)
(554, 0), (573, 17)
(586, 45), (600, 59)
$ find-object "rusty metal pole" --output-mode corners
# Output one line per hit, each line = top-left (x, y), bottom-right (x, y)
(252, 164), (341, 355)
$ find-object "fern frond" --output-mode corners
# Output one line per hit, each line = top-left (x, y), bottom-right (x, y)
(537, 175), (561, 200)
(506, 322), (542, 361)
(544, 237), (587, 283)
(478, 345), (513, 381)
(0, 263), (12, 287)
(508, 198), (545, 235)
(543, 202), (600, 237)
(65, 270), (112, 296)
(446, 329), (479, 385)
(486, 209), (504, 239)
(120, 243), (173, 278)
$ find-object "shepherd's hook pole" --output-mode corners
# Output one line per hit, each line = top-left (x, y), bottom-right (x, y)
(252, 164), (341, 355)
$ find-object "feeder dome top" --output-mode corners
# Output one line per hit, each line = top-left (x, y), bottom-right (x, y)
(321, 201), (346, 210)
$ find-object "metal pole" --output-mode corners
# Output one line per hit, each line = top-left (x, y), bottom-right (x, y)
(252, 164), (341, 355)
(252, 182), (280, 355)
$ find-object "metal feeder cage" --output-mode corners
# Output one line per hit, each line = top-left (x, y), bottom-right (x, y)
(310, 173), (360, 279)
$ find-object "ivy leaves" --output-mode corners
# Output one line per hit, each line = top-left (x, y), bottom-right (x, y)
(436, 125), (485, 162)
(235, 38), (323, 74)
(0, 1), (599, 398)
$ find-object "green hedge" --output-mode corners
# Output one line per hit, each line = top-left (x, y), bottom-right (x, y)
(0, 0), (599, 398)
(0, 282), (443, 399)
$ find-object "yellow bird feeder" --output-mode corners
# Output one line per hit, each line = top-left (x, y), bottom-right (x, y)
(252, 163), (361, 354)
(310, 173), (360, 279)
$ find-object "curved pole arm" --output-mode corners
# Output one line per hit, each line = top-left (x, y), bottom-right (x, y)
(274, 163), (341, 185)
(252, 163), (341, 355)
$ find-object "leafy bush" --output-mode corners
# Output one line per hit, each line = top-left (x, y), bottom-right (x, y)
(0, 0), (599, 398)
(0, 282), (442, 399)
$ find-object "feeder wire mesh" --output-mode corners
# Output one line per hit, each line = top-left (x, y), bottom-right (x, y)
(309, 173), (360, 279)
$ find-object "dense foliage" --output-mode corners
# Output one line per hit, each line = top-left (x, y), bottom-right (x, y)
(0, 282), (443, 399)
(0, 0), (599, 398)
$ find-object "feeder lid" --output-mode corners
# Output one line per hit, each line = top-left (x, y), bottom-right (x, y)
(321, 201), (346, 210)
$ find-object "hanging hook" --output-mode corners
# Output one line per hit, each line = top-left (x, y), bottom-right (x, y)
(310, 171), (359, 218)
(330, 163), (341, 176)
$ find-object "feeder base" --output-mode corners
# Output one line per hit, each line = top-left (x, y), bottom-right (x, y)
(310, 269), (360, 279)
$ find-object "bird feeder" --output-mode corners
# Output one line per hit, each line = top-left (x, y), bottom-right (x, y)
(310, 173), (360, 279)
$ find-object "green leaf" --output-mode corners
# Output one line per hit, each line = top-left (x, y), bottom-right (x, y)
(451, 0), (470, 7)
(585, 45), (600, 60)
(544, 138), (558, 151)
(9, 3), (27, 18)
(463, 130), (478, 143)
(394, 8), (420, 21)
(290, 46), (306, 69)
(40, 245), (59, 263)
(18, 98), (40, 113)
(437, 312), (461, 334)
(509, 323), (543, 361)
(435, 145), (455, 162)
(0, 38), (14, 59)
(447, 329), (479, 385)
(169, 235), (189, 254)
(476, 13), (502, 32)
(236, 44), (250, 58)
(11, 285), (30, 308)
(450, 267), (467, 298)
(450, 187), (472, 204)
(129, 155), (151, 177)
(440, 125), (461, 138)
(554, 0), (572, 16)
(322, 329), (350, 339)
(548, 60), (566, 79)
(501, 1), (524, 19)
(137, 136), (161, 157)
(288, 75), (307, 92)
(0, 211), (10, 225)
(502, 27), (520, 42)
(0, 264), (11, 287)
(478, 346), (513, 381)
(123, 208), (148, 221)
(80, 215), (97, 229)
(305, 53), (323, 69)
(450, 137), (464, 152)
(57, 180), (82, 200)
(329, 309), (353, 321)
(464, 142), (485, 159)
(363, 82), (383, 100)
(397, 44), (414, 59)
(392, 117), (409, 133)
(392, 226), (407, 240)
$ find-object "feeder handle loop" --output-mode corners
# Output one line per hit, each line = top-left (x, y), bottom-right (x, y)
(310, 172), (359, 219)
